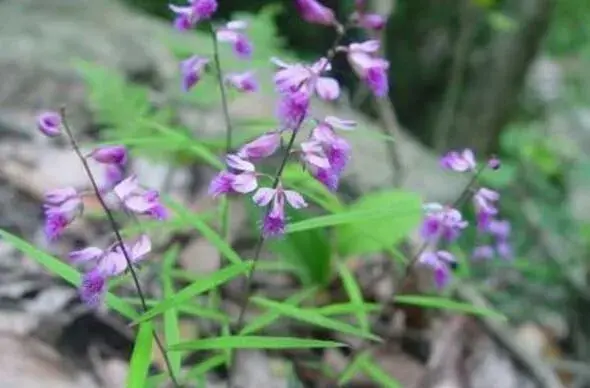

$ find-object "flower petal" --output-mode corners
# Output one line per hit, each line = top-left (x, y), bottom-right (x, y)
(231, 173), (258, 193)
(253, 187), (276, 206)
(284, 190), (307, 209)
(315, 77), (340, 100)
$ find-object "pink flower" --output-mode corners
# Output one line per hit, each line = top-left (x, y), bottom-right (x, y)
(69, 246), (104, 264)
(347, 41), (390, 97)
(300, 140), (331, 170)
(37, 111), (62, 137)
(80, 269), (107, 307)
(89, 145), (127, 165)
(180, 55), (209, 91)
(253, 185), (307, 237)
(225, 71), (258, 93)
(102, 164), (125, 192)
(276, 88), (310, 129)
(238, 132), (281, 160)
(440, 149), (476, 172)
(43, 189), (83, 241)
(358, 13), (386, 31)
(114, 176), (168, 220)
(488, 156), (501, 170)
(295, 0), (336, 26)
(473, 188), (499, 230)
(208, 155), (258, 197)
(169, 0), (217, 31)
(420, 203), (468, 243)
(272, 57), (340, 101)
(216, 21), (253, 59)
(472, 245), (494, 260)
(418, 250), (457, 289)
(95, 235), (152, 277)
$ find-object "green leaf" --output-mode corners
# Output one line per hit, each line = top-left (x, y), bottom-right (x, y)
(0, 230), (138, 320)
(336, 190), (423, 256)
(313, 303), (381, 316)
(184, 354), (227, 380)
(338, 352), (368, 385)
(126, 321), (154, 388)
(394, 295), (506, 320)
(134, 261), (252, 324)
(359, 355), (402, 388)
(167, 200), (243, 265)
(125, 297), (230, 324)
(170, 336), (346, 351)
(337, 263), (370, 334)
(282, 164), (343, 213)
(241, 288), (317, 335)
(161, 246), (182, 377)
(252, 297), (381, 342)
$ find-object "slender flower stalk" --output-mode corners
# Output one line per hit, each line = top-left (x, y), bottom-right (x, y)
(208, 22), (235, 245)
(58, 108), (180, 388)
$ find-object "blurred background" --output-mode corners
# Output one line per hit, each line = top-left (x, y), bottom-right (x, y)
(1, 0), (590, 387)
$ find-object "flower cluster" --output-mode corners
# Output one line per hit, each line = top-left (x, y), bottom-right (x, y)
(36, 111), (168, 306)
(171, 0), (390, 238)
(418, 149), (512, 288)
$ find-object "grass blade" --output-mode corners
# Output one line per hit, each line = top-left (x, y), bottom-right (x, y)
(126, 321), (154, 388)
(394, 295), (506, 320)
(359, 356), (402, 388)
(252, 297), (381, 342)
(240, 288), (316, 335)
(161, 246), (181, 377)
(134, 261), (252, 324)
(337, 262), (370, 334)
(170, 336), (346, 351)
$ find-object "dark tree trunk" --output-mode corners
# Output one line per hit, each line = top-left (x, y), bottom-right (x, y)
(386, 0), (555, 154)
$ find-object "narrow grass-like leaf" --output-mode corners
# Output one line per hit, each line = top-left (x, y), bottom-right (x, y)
(240, 288), (317, 335)
(394, 295), (506, 320)
(184, 354), (227, 380)
(125, 298), (230, 324)
(167, 200), (242, 265)
(126, 321), (154, 388)
(161, 246), (182, 377)
(337, 262), (370, 334)
(359, 356), (402, 388)
(252, 297), (381, 342)
(286, 199), (420, 234)
(134, 261), (252, 323)
(338, 352), (368, 385)
(0, 230), (138, 319)
(313, 303), (381, 316)
(170, 336), (346, 351)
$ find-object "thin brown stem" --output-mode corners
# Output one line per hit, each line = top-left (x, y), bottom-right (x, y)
(59, 107), (181, 388)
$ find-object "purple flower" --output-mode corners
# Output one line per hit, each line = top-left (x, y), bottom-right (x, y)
(113, 176), (168, 220)
(69, 246), (104, 264)
(419, 250), (457, 289)
(89, 145), (127, 165)
(169, 0), (217, 31)
(37, 111), (62, 137)
(80, 269), (107, 307)
(226, 71), (258, 93)
(216, 21), (253, 59)
(496, 241), (513, 260)
(488, 156), (501, 170)
(180, 55), (209, 92)
(347, 41), (389, 97)
(300, 140), (331, 170)
(96, 235), (152, 276)
(473, 188), (499, 230)
(272, 57), (340, 101)
(253, 186), (307, 238)
(208, 155), (258, 197)
(440, 149), (476, 172)
(312, 168), (340, 191)
(358, 13), (386, 31)
(295, 0), (336, 26)
(44, 187), (79, 206)
(472, 245), (495, 260)
(43, 191), (83, 241)
(276, 88), (311, 129)
(103, 164), (125, 192)
(487, 219), (510, 240)
(420, 203), (468, 243)
(238, 132), (281, 160)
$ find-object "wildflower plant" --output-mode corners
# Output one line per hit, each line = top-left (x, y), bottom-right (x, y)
(0, 1), (516, 387)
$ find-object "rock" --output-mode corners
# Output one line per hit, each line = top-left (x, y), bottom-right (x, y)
(0, 0), (179, 138)
(231, 350), (288, 388)
(0, 335), (98, 388)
